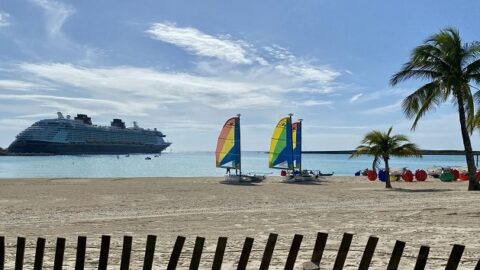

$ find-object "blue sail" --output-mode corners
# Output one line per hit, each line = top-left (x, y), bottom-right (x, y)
(292, 121), (302, 170)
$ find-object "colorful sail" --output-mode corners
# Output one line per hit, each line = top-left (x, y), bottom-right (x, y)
(292, 121), (302, 170)
(215, 116), (241, 169)
(269, 116), (294, 169)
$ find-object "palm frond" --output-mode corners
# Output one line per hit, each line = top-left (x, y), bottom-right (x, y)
(465, 59), (480, 75)
(462, 42), (480, 67)
(463, 85), (475, 132)
(401, 81), (441, 129)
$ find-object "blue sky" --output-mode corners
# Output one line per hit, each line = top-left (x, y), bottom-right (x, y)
(1, 0), (480, 151)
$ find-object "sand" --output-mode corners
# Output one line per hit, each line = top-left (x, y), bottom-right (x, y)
(0, 176), (479, 269)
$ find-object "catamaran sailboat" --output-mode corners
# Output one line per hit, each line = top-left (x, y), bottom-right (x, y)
(215, 114), (265, 182)
(269, 114), (332, 181)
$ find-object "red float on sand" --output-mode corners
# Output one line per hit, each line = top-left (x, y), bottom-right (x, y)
(402, 169), (414, 182)
(459, 173), (469, 181)
(450, 169), (459, 181)
(367, 170), (377, 181)
(415, 169), (427, 181)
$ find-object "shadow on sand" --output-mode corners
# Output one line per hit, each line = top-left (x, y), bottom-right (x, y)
(281, 180), (322, 185)
(219, 180), (260, 186)
(380, 188), (453, 193)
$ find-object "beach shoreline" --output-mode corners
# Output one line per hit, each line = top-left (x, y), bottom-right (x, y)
(0, 176), (478, 269)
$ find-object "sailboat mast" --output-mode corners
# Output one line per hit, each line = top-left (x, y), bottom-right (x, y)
(237, 113), (241, 175)
(298, 119), (302, 172)
(288, 113), (293, 172)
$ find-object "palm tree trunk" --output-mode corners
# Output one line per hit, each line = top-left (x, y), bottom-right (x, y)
(457, 97), (479, 191)
(384, 156), (392, 188)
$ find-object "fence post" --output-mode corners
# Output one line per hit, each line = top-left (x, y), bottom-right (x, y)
(284, 234), (303, 270)
(332, 233), (353, 270)
(189, 237), (205, 270)
(75, 236), (87, 270)
(387, 240), (405, 270)
(445, 244), (464, 270)
(259, 233), (278, 270)
(212, 237), (227, 270)
(33, 237), (46, 270)
(414, 245), (430, 270)
(167, 236), (186, 270)
(120, 236), (133, 270)
(0, 236), (4, 270)
(143, 235), (157, 270)
(358, 236), (379, 270)
(98, 235), (110, 270)
(303, 232), (328, 270)
(237, 237), (254, 270)
(53, 238), (66, 270)
(15, 237), (25, 270)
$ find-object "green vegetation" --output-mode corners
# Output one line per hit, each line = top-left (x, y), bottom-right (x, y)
(0, 147), (7, 155)
(390, 27), (480, 191)
(350, 127), (421, 188)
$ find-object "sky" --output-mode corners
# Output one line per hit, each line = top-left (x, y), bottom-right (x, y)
(0, 0), (480, 151)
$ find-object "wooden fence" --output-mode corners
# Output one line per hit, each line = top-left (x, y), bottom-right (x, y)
(0, 232), (478, 270)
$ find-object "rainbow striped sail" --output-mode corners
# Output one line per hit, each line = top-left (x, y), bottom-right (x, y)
(215, 116), (241, 169)
(269, 116), (294, 169)
(292, 120), (302, 170)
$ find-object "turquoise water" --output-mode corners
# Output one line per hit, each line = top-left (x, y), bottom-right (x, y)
(0, 152), (472, 178)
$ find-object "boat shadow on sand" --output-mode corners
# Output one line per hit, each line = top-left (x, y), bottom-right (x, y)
(219, 180), (261, 186)
(280, 177), (330, 185)
(378, 188), (453, 193)
(282, 180), (322, 185)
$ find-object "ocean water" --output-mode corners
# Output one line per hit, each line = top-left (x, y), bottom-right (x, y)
(0, 152), (473, 178)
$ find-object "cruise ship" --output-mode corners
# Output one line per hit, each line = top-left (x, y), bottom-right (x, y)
(8, 113), (171, 155)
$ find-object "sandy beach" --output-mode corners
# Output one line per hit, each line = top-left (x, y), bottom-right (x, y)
(0, 176), (479, 269)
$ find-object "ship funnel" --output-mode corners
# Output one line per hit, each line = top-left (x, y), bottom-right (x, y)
(57, 112), (64, 119)
(133, 121), (139, 128)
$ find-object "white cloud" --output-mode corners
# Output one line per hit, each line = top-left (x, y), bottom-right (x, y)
(147, 22), (252, 64)
(295, 99), (333, 106)
(362, 100), (402, 114)
(146, 23), (341, 91)
(16, 112), (60, 119)
(18, 63), (283, 108)
(264, 45), (340, 85)
(18, 62), (342, 111)
(0, 119), (32, 130)
(0, 80), (38, 91)
(355, 88), (410, 103)
(30, 0), (99, 64)
(0, 11), (10, 27)
(31, 0), (74, 37)
(0, 94), (156, 116)
(349, 93), (363, 103)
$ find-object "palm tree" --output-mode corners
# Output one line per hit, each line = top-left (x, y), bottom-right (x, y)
(350, 127), (421, 188)
(390, 28), (480, 191)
